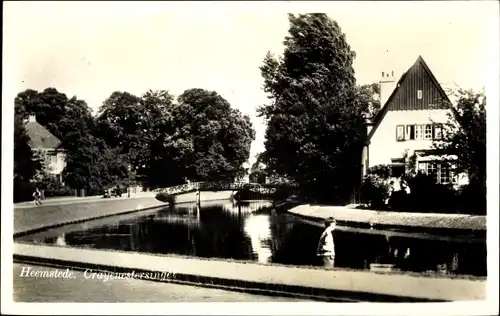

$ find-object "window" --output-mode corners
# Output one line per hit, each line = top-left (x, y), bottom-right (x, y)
(424, 124), (432, 140)
(417, 161), (455, 184)
(396, 125), (405, 141)
(415, 125), (423, 140)
(402, 124), (442, 141)
(406, 125), (415, 140)
(433, 124), (443, 140)
(417, 90), (423, 99)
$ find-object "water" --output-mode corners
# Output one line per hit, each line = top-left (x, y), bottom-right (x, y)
(19, 201), (486, 277)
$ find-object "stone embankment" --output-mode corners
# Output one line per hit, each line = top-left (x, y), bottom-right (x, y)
(287, 204), (486, 231)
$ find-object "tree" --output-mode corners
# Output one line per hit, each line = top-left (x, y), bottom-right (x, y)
(172, 88), (255, 182)
(356, 83), (381, 121)
(258, 13), (365, 203)
(137, 90), (181, 187)
(63, 134), (129, 195)
(14, 117), (44, 202)
(14, 116), (42, 182)
(433, 88), (486, 213)
(95, 91), (144, 168)
(249, 157), (267, 184)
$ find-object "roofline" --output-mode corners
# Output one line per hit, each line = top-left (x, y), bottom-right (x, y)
(366, 55), (454, 142)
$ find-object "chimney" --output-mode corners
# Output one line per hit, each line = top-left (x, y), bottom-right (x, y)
(379, 70), (397, 106)
(28, 114), (37, 123)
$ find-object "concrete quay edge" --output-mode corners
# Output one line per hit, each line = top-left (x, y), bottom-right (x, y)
(13, 204), (166, 239)
(288, 204), (487, 231)
(13, 243), (486, 302)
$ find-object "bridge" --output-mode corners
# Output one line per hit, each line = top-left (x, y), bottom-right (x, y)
(154, 181), (289, 196)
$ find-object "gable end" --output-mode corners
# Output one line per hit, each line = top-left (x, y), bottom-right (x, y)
(367, 56), (453, 141)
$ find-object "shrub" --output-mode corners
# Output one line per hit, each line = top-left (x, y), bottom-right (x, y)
(457, 180), (486, 215)
(155, 192), (176, 207)
(41, 176), (74, 198)
(14, 178), (36, 202)
(397, 172), (459, 213)
(368, 164), (392, 180)
(360, 165), (391, 209)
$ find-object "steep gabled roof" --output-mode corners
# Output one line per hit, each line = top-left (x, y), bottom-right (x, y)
(25, 120), (61, 149)
(367, 55), (453, 142)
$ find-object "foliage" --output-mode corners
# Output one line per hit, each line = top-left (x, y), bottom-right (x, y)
(14, 116), (42, 182)
(63, 134), (129, 195)
(258, 14), (366, 203)
(171, 88), (255, 182)
(356, 83), (381, 121)
(249, 156), (267, 184)
(433, 89), (486, 184)
(14, 178), (37, 203)
(367, 164), (391, 180)
(432, 89), (486, 214)
(95, 88), (255, 188)
(39, 175), (74, 197)
(360, 165), (391, 208)
(14, 85), (255, 199)
(96, 91), (153, 172)
(155, 192), (176, 207)
(403, 172), (459, 213)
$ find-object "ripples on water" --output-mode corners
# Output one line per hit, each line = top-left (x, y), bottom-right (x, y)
(21, 201), (486, 277)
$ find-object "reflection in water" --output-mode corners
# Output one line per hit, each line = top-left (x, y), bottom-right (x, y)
(22, 201), (486, 276)
(55, 233), (66, 246)
(243, 214), (273, 263)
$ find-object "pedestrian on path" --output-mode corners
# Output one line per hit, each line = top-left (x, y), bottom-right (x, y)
(32, 188), (42, 206)
(316, 217), (336, 269)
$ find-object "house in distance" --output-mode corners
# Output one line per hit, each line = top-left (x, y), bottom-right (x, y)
(361, 56), (469, 189)
(24, 114), (66, 183)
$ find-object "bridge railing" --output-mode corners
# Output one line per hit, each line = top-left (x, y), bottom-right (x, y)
(154, 182), (281, 196)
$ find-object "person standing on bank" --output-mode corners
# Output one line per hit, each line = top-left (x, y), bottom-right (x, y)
(316, 217), (336, 268)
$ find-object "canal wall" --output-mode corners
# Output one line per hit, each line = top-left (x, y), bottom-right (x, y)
(288, 204), (486, 231)
(13, 243), (486, 302)
(13, 191), (233, 237)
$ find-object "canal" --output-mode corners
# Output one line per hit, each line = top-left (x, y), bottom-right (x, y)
(18, 200), (486, 277)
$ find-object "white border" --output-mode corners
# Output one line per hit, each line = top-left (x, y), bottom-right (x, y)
(2, 1), (499, 315)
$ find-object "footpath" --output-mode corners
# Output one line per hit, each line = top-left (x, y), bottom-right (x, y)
(12, 194), (486, 302)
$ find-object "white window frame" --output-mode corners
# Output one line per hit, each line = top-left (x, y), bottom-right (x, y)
(415, 125), (424, 140)
(424, 124), (433, 140)
(417, 161), (456, 184)
(396, 125), (405, 141)
(417, 90), (423, 99)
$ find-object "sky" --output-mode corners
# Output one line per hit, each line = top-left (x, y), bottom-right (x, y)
(3, 1), (499, 167)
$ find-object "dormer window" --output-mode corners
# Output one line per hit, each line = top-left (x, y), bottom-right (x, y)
(417, 90), (422, 99)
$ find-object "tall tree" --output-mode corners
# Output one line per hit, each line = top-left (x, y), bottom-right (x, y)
(172, 88), (255, 182)
(258, 13), (365, 203)
(96, 91), (143, 166)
